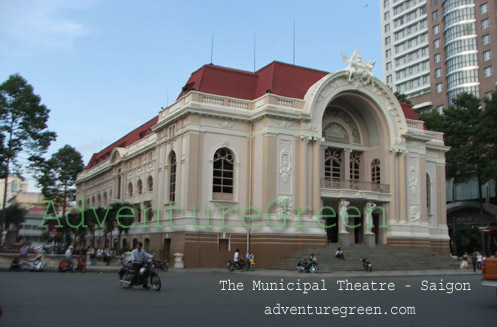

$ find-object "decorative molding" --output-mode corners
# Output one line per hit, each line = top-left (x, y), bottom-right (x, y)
(279, 149), (292, 184)
(302, 123), (318, 132)
(409, 205), (420, 223)
(323, 108), (361, 144)
(278, 196), (292, 217)
(275, 120), (293, 128)
(218, 120), (235, 129)
(355, 191), (367, 199)
(408, 164), (418, 195)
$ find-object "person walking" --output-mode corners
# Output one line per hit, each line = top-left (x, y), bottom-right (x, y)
(471, 252), (477, 272)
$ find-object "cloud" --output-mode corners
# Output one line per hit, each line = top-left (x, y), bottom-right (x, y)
(0, 0), (101, 52)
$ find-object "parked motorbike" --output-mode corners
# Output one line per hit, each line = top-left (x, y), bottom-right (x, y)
(118, 260), (161, 291)
(360, 257), (373, 272)
(10, 256), (47, 272)
(227, 260), (246, 271)
(59, 255), (87, 273)
(153, 258), (169, 271)
(297, 260), (318, 273)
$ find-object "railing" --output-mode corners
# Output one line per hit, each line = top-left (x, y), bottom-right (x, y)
(321, 178), (390, 193)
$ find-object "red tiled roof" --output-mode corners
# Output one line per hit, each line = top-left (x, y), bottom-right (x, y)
(85, 116), (158, 170)
(400, 102), (420, 120)
(177, 61), (328, 100)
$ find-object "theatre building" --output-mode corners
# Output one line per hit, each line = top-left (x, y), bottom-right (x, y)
(76, 51), (450, 268)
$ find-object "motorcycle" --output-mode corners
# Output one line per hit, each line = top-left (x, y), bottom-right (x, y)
(297, 260), (318, 273)
(119, 260), (161, 291)
(227, 260), (246, 271)
(360, 257), (373, 272)
(10, 256), (47, 272)
(153, 258), (169, 271)
(59, 255), (87, 273)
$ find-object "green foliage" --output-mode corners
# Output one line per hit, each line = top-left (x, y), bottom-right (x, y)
(0, 74), (56, 236)
(34, 144), (84, 217)
(1, 203), (27, 230)
(394, 92), (412, 105)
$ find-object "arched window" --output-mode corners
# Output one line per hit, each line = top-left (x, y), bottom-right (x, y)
(426, 173), (432, 214)
(148, 176), (153, 192)
(350, 152), (361, 181)
(137, 179), (143, 194)
(103, 192), (107, 206)
(213, 148), (234, 200)
(325, 148), (342, 181)
(128, 182), (133, 197)
(371, 159), (381, 184)
(169, 152), (176, 202)
(97, 194), (101, 207)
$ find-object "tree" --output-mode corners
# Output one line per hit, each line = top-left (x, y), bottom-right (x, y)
(110, 202), (134, 251)
(481, 89), (497, 197)
(35, 145), (84, 220)
(0, 74), (57, 239)
(420, 92), (493, 208)
(394, 92), (412, 105)
(1, 203), (27, 242)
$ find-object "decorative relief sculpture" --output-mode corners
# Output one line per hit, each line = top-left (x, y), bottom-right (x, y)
(409, 205), (420, 223)
(323, 108), (361, 144)
(218, 120), (235, 129)
(278, 196), (292, 217)
(341, 49), (376, 86)
(355, 191), (367, 199)
(408, 165), (418, 195)
(279, 149), (291, 184)
(275, 120), (293, 128)
(302, 123), (318, 132)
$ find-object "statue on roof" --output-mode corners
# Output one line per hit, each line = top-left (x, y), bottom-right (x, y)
(341, 49), (376, 85)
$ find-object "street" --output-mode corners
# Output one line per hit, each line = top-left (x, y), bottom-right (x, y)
(0, 270), (495, 326)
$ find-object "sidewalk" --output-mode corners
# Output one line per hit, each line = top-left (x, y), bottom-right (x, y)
(0, 261), (483, 277)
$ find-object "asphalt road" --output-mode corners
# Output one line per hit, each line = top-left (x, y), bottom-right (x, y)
(0, 270), (495, 327)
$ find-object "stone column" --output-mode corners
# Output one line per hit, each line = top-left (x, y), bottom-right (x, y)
(398, 153), (407, 223)
(387, 152), (397, 224)
(311, 139), (321, 216)
(343, 148), (352, 185)
(297, 139), (308, 210)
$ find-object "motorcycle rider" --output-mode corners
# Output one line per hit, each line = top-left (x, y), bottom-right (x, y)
(234, 248), (244, 269)
(308, 253), (317, 270)
(65, 245), (75, 272)
(130, 242), (153, 289)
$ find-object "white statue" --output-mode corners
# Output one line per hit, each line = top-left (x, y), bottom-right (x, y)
(341, 49), (376, 85)
(339, 199), (350, 233)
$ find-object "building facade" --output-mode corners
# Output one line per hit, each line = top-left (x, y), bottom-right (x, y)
(381, 0), (497, 111)
(76, 54), (449, 268)
(0, 176), (28, 209)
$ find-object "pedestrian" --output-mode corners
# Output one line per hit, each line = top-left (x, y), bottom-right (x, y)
(477, 252), (483, 271)
(462, 252), (469, 270)
(335, 247), (344, 259)
(89, 246), (96, 265)
(471, 252), (477, 272)
(19, 243), (28, 258)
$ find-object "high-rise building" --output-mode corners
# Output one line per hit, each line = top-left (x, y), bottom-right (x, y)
(381, 0), (497, 111)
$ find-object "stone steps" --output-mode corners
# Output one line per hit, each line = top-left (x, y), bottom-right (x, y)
(267, 244), (459, 272)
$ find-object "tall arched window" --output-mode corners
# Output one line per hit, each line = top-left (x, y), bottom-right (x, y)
(325, 148), (342, 182)
(128, 182), (133, 197)
(137, 179), (143, 194)
(148, 176), (153, 192)
(169, 152), (177, 202)
(103, 192), (107, 206)
(426, 173), (432, 214)
(350, 152), (361, 181)
(213, 148), (234, 200)
(371, 159), (381, 184)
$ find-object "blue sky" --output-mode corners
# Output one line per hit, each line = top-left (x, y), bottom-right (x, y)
(0, 0), (381, 190)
